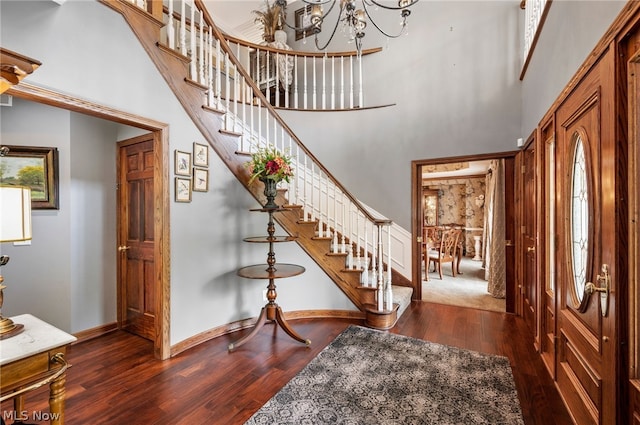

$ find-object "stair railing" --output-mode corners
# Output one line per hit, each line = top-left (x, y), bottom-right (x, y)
(221, 35), (381, 111)
(127, 0), (396, 312)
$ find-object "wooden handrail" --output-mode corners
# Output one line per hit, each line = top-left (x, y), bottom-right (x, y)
(223, 33), (383, 58)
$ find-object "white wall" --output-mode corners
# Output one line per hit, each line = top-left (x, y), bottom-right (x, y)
(0, 0), (353, 346)
(0, 101), (73, 331)
(281, 1), (523, 230)
(521, 0), (626, 137)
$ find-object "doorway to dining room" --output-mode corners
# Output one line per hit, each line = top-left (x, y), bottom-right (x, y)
(411, 152), (517, 313)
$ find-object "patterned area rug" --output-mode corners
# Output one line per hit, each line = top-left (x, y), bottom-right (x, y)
(245, 325), (524, 425)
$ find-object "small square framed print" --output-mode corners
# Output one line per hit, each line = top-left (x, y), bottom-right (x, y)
(193, 142), (209, 167)
(193, 168), (209, 192)
(175, 177), (192, 202)
(175, 150), (191, 176)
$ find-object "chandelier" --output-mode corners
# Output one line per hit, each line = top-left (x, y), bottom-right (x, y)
(274, 0), (418, 55)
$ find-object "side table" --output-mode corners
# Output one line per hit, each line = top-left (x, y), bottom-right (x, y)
(0, 314), (76, 425)
(228, 207), (310, 351)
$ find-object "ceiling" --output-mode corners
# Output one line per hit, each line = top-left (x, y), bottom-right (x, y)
(421, 160), (491, 180)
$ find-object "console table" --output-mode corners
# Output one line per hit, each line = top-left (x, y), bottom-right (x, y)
(228, 207), (310, 351)
(0, 314), (76, 425)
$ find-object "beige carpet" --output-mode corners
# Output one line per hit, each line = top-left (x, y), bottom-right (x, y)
(422, 257), (506, 313)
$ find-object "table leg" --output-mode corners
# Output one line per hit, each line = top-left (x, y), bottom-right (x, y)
(228, 305), (269, 351)
(49, 366), (66, 425)
(275, 306), (310, 346)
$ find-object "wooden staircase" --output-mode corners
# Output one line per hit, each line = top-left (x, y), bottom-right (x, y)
(101, 0), (412, 329)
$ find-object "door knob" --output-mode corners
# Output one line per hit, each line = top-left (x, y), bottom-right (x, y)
(118, 246), (130, 252)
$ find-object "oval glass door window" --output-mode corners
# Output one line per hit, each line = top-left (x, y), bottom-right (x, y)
(570, 134), (589, 303)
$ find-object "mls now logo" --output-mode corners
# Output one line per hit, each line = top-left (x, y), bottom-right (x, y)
(2, 410), (61, 422)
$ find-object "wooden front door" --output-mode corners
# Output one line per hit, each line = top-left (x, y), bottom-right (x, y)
(118, 134), (157, 341)
(521, 136), (538, 341)
(554, 47), (618, 424)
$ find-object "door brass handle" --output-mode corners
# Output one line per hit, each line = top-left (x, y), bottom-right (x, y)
(118, 246), (130, 252)
(527, 246), (535, 253)
(585, 264), (610, 317)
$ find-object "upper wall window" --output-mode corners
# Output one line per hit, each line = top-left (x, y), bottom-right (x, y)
(520, 0), (551, 79)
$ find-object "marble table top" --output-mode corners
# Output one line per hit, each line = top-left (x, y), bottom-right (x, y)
(0, 314), (77, 365)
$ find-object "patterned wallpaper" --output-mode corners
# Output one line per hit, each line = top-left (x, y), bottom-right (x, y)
(423, 177), (486, 256)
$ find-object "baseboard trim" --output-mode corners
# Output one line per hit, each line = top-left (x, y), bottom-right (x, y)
(72, 322), (119, 344)
(170, 309), (365, 357)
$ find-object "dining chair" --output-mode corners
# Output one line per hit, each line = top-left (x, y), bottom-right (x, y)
(428, 228), (462, 279)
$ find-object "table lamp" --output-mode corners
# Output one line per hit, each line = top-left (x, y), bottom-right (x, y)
(0, 184), (32, 338)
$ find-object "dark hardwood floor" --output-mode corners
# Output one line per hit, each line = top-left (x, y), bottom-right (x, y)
(1, 302), (572, 424)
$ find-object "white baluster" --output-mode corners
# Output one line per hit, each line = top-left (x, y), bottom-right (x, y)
(180, 0), (186, 56)
(207, 28), (213, 107)
(303, 56), (308, 109)
(257, 92), (262, 149)
(309, 163), (315, 222)
(349, 55), (354, 109)
(167, 0), (175, 49)
(331, 56), (335, 110)
(340, 56), (345, 110)
(240, 76), (246, 152)
(265, 51), (271, 106)
(225, 52), (230, 129)
(377, 224), (384, 311)
(295, 145), (300, 205)
(358, 51), (363, 108)
(370, 224), (377, 287)
(293, 54), (299, 109)
(216, 39), (221, 108)
(233, 62), (238, 133)
(332, 185), (339, 251)
(385, 224), (393, 311)
(313, 57), (318, 110)
(321, 54), (326, 110)
(275, 51), (280, 108)
(198, 10), (204, 84)
(364, 220), (369, 285)
(341, 192), (347, 254)
(190, 0), (196, 79)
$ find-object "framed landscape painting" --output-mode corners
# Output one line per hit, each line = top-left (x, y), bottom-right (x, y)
(0, 145), (59, 209)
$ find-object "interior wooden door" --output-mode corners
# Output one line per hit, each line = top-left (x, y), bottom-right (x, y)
(521, 136), (538, 342)
(118, 134), (157, 341)
(554, 48), (618, 424)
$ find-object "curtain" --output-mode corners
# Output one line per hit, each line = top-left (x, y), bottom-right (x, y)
(483, 159), (506, 298)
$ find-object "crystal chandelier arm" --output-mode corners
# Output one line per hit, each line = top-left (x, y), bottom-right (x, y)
(301, 0), (334, 5)
(314, 2), (348, 51)
(362, 1), (411, 39)
(364, 0), (419, 11)
(279, 0), (339, 33)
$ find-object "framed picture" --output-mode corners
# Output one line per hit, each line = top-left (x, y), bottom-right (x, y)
(175, 150), (191, 176)
(295, 5), (321, 41)
(0, 145), (59, 209)
(193, 142), (209, 168)
(193, 168), (209, 192)
(175, 177), (192, 202)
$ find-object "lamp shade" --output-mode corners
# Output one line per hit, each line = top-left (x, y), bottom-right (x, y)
(0, 185), (32, 242)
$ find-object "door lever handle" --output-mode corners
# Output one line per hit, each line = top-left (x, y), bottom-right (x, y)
(527, 246), (535, 253)
(585, 264), (610, 316)
(118, 246), (130, 252)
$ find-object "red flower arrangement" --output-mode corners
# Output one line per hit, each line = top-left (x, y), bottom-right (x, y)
(247, 146), (293, 185)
